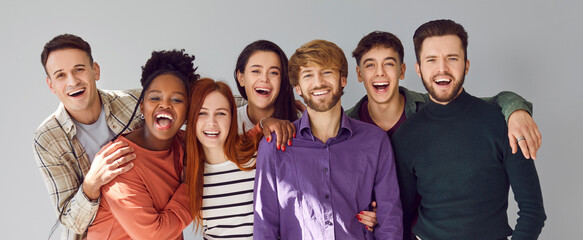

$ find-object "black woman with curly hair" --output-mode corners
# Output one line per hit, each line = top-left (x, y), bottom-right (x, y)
(87, 49), (199, 240)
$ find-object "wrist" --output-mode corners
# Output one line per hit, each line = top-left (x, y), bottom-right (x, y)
(82, 180), (100, 201)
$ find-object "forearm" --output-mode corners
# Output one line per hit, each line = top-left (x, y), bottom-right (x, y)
(482, 91), (533, 122)
(34, 145), (99, 234)
(506, 153), (546, 239)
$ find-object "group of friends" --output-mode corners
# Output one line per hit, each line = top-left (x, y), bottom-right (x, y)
(34, 19), (546, 240)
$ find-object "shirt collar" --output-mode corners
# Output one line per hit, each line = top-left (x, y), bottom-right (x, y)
(298, 108), (354, 142)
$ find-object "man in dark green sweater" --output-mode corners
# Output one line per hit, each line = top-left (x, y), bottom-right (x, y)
(392, 19), (546, 240)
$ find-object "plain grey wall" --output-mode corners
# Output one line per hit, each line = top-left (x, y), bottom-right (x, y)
(1, 0), (580, 238)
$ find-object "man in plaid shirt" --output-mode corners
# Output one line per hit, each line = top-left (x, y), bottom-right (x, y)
(33, 34), (141, 240)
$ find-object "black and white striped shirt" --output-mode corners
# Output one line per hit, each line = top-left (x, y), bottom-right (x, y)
(202, 160), (255, 240)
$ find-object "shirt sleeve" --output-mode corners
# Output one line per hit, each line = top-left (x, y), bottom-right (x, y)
(481, 91), (533, 122)
(101, 169), (192, 239)
(373, 135), (403, 239)
(504, 140), (546, 239)
(253, 138), (280, 239)
(33, 139), (99, 234)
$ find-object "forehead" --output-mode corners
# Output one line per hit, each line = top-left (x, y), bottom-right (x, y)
(361, 47), (400, 63)
(45, 48), (91, 71)
(420, 35), (464, 56)
(247, 51), (281, 68)
(148, 73), (187, 93)
(202, 91), (230, 109)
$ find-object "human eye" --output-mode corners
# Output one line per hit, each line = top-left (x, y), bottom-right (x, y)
(384, 61), (395, 67)
(251, 69), (261, 74)
(302, 73), (312, 79)
(148, 95), (161, 101)
(171, 97), (184, 103)
(75, 68), (85, 73)
(365, 63), (375, 68)
(55, 73), (65, 79)
(217, 111), (227, 116)
(270, 70), (280, 76)
(198, 111), (208, 116)
(448, 57), (459, 61)
(426, 58), (436, 63)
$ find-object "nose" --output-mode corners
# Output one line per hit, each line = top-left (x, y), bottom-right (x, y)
(66, 73), (80, 86)
(375, 65), (385, 77)
(438, 58), (449, 72)
(159, 98), (173, 109)
(259, 71), (268, 83)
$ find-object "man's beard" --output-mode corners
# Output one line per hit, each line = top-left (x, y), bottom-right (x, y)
(421, 70), (465, 104)
(301, 86), (343, 112)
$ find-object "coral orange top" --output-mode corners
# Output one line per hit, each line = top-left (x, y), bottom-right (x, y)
(87, 133), (192, 240)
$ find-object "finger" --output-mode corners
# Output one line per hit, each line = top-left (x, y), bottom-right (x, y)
(279, 124), (290, 148)
(109, 162), (135, 179)
(261, 127), (272, 142)
(359, 218), (376, 228)
(97, 141), (127, 159)
(114, 153), (137, 166)
(371, 201), (377, 210)
(286, 123), (294, 146)
(273, 126), (284, 150)
(357, 213), (376, 227)
(517, 137), (530, 159)
(104, 146), (135, 164)
(508, 133), (518, 154)
(525, 130), (538, 160)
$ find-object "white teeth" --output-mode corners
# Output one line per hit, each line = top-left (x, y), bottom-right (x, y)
(156, 113), (174, 120)
(68, 89), (84, 96)
(255, 87), (271, 93)
(313, 90), (328, 96)
(435, 78), (451, 83)
(203, 130), (219, 136)
(372, 82), (389, 86)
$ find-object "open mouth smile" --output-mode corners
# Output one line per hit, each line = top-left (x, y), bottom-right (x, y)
(155, 112), (174, 130)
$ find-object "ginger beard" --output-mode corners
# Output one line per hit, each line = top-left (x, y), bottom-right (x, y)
(299, 83), (342, 112)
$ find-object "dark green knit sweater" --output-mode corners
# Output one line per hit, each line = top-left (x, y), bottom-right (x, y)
(392, 90), (546, 240)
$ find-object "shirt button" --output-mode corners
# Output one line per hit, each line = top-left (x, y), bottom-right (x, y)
(325, 221), (333, 226)
(323, 168), (328, 173)
(325, 194), (329, 199)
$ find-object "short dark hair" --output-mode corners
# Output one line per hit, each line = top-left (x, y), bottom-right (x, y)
(41, 34), (93, 75)
(352, 31), (404, 65)
(413, 19), (468, 62)
(233, 40), (298, 122)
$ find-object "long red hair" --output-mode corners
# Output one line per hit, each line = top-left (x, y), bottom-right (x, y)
(185, 78), (262, 230)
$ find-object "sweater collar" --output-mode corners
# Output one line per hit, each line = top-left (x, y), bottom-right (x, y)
(425, 89), (474, 118)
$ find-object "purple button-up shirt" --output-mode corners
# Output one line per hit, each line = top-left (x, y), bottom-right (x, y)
(254, 110), (402, 240)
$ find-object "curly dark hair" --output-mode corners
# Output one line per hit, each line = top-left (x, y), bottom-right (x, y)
(112, 49), (200, 140)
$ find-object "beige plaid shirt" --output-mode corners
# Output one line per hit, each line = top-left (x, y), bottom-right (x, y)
(34, 88), (246, 240)
(33, 89), (141, 240)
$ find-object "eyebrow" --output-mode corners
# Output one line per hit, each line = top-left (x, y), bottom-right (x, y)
(201, 107), (230, 111)
(362, 57), (397, 65)
(52, 64), (86, 76)
(250, 64), (281, 71)
(147, 89), (186, 96)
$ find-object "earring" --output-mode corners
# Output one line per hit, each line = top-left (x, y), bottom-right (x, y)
(140, 114), (144, 120)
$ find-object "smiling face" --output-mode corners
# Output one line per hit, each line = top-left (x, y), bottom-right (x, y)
(357, 47), (406, 105)
(295, 64), (346, 112)
(44, 48), (101, 122)
(196, 91), (231, 151)
(237, 51), (282, 111)
(416, 35), (469, 105)
(141, 73), (188, 144)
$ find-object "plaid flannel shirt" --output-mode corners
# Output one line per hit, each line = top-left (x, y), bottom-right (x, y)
(33, 89), (141, 240)
(34, 88), (246, 240)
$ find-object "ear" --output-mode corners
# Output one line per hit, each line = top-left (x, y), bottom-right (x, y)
(93, 62), (101, 81)
(464, 59), (470, 75)
(399, 63), (406, 80)
(46, 77), (56, 94)
(294, 85), (302, 96)
(415, 62), (421, 79)
(340, 76), (347, 88)
(236, 70), (245, 87)
(356, 66), (363, 83)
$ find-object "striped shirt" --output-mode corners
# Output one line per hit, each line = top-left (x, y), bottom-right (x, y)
(202, 160), (256, 240)
(33, 89), (141, 240)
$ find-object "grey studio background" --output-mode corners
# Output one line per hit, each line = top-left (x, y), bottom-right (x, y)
(0, 0), (580, 239)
